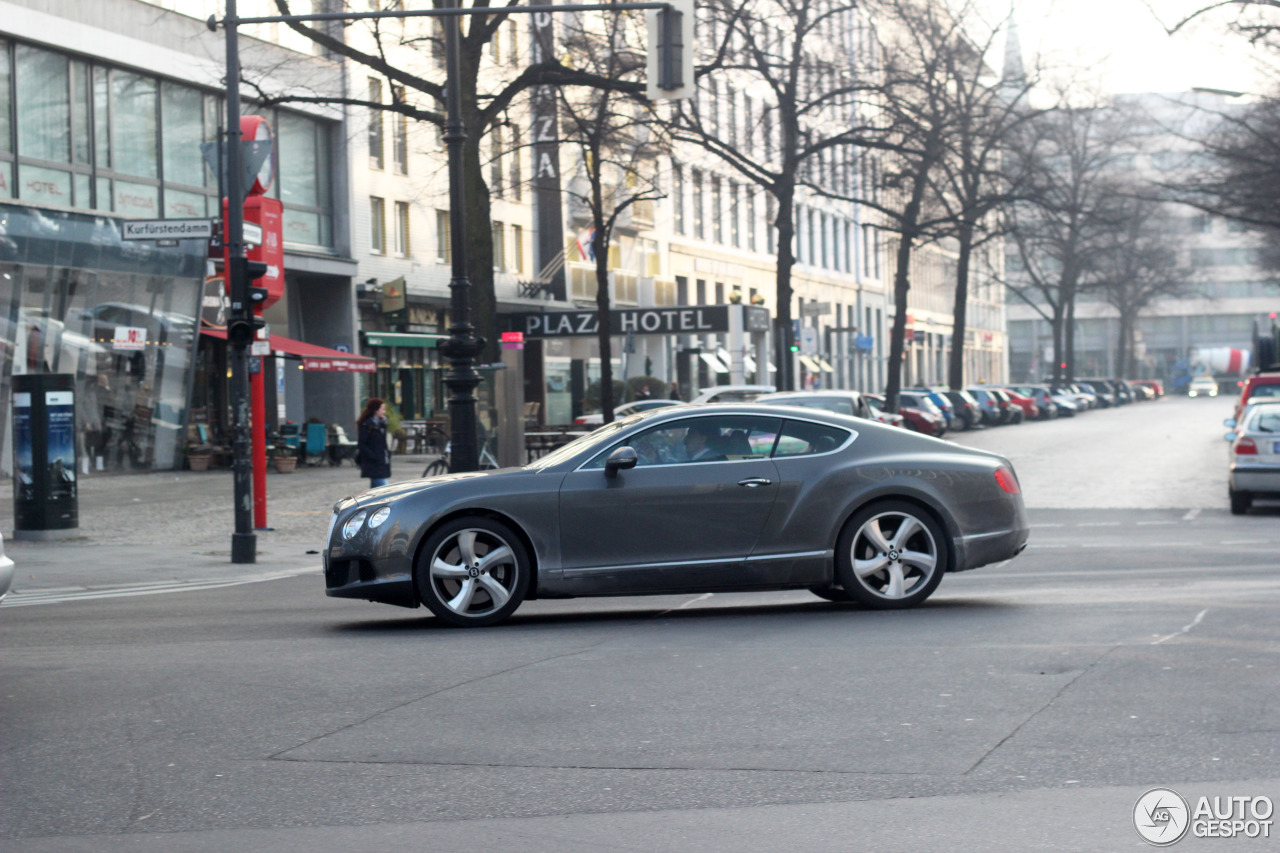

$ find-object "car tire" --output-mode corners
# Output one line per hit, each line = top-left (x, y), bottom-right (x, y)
(834, 501), (949, 609)
(810, 585), (855, 603)
(1229, 489), (1252, 516)
(415, 516), (530, 627)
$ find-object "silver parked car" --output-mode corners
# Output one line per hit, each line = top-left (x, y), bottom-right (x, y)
(1225, 401), (1280, 514)
(324, 405), (1030, 626)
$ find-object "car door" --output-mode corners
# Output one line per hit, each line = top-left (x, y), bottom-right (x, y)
(557, 415), (783, 594)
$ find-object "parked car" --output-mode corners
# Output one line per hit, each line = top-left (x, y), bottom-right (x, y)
(1075, 381), (1113, 408)
(1006, 385), (1060, 420)
(1050, 384), (1097, 410)
(1224, 401), (1280, 514)
(323, 404), (1031, 624)
(990, 388), (1022, 424)
(756, 390), (876, 421)
(899, 392), (949, 435)
(0, 531), (13, 604)
(966, 387), (1004, 426)
(904, 388), (957, 430)
(862, 395), (906, 429)
(1188, 375), (1220, 398)
(999, 387), (1040, 421)
(688, 384), (777, 404)
(1132, 379), (1164, 398)
(574, 399), (682, 426)
(1232, 370), (1280, 423)
(938, 389), (982, 430)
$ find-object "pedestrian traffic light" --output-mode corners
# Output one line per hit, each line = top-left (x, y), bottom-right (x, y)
(646, 0), (694, 101)
(789, 343), (800, 353)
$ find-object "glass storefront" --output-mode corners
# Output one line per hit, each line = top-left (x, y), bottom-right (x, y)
(1, 203), (206, 477)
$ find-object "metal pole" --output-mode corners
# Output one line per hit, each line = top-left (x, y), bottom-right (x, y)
(224, 0), (256, 563)
(442, 0), (483, 472)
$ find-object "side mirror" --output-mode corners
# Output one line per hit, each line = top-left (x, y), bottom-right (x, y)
(1224, 431), (1238, 442)
(1223, 418), (1237, 429)
(604, 446), (639, 478)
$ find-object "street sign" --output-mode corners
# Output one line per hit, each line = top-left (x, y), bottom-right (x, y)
(801, 301), (832, 317)
(243, 221), (263, 246)
(801, 326), (819, 355)
(121, 219), (213, 241)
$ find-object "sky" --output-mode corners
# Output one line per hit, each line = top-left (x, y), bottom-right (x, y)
(1009, 0), (1272, 96)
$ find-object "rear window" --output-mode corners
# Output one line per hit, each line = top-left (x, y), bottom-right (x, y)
(1250, 384), (1280, 399)
(1249, 408), (1280, 432)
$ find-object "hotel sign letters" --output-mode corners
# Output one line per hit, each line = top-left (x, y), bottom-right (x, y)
(514, 306), (730, 339)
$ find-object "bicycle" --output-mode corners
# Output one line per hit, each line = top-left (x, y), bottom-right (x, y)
(422, 435), (499, 477)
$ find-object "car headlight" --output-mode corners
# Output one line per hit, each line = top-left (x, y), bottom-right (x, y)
(342, 510), (368, 539)
(368, 507), (391, 529)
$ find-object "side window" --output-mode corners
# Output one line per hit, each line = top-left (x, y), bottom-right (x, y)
(583, 416), (782, 467)
(1252, 409), (1280, 432)
(773, 419), (851, 458)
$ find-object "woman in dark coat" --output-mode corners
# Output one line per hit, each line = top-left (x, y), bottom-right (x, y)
(356, 397), (391, 488)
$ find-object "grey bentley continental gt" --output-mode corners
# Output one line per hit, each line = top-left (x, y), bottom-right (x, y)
(324, 405), (1029, 626)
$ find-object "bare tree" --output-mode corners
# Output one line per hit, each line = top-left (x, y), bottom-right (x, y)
(558, 10), (667, 421)
(1002, 96), (1133, 383)
(672, 0), (863, 391)
(263, 0), (641, 360)
(1087, 190), (1199, 377)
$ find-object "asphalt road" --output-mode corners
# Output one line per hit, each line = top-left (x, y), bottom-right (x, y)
(3, 394), (1278, 852)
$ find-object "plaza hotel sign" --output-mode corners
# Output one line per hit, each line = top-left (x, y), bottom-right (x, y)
(512, 306), (732, 339)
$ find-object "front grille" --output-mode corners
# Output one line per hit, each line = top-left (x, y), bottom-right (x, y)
(325, 560), (350, 588)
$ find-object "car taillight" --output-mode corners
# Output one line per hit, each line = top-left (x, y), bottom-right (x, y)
(1235, 438), (1258, 455)
(994, 467), (1021, 494)
(573, 417), (586, 424)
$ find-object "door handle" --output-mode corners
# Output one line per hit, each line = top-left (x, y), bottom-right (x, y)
(738, 477), (772, 487)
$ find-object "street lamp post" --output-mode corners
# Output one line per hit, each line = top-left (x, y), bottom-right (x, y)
(223, 0), (255, 565)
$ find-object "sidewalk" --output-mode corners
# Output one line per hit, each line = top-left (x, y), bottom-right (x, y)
(0, 453), (436, 600)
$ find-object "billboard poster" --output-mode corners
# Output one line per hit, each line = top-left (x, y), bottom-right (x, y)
(45, 390), (77, 500)
(12, 391), (34, 502)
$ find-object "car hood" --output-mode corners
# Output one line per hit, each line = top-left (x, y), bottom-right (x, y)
(335, 467), (529, 510)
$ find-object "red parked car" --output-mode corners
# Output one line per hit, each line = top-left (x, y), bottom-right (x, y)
(866, 393), (946, 437)
(998, 387), (1040, 421)
(1233, 371), (1280, 423)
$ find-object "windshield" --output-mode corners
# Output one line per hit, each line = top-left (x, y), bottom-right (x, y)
(530, 417), (639, 469)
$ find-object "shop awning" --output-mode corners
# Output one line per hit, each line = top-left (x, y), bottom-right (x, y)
(361, 331), (449, 348)
(815, 357), (836, 373)
(699, 351), (729, 374)
(797, 355), (822, 373)
(201, 328), (376, 372)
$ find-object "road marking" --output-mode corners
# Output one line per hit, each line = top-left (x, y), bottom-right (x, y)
(1152, 608), (1209, 645)
(1220, 539), (1272, 545)
(1183, 508), (1202, 521)
(1137, 521), (1178, 526)
(1, 567), (319, 607)
(1076, 522), (1120, 527)
(1032, 523), (1065, 528)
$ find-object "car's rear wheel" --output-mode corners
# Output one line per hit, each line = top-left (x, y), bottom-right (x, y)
(415, 516), (529, 627)
(1229, 488), (1252, 516)
(835, 501), (948, 609)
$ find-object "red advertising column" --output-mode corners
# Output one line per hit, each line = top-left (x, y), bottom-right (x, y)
(221, 115), (282, 530)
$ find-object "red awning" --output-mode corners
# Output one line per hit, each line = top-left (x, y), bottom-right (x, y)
(201, 328), (376, 373)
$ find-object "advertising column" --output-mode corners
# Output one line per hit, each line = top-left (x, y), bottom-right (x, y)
(11, 374), (79, 540)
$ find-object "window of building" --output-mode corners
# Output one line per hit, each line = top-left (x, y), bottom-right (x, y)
(436, 209), (451, 263)
(391, 86), (407, 174)
(512, 224), (524, 274)
(673, 163), (685, 234)
(368, 77), (384, 169)
(746, 188), (757, 252)
(394, 201), (410, 257)
(692, 169), (704, 240)
(729, 181), (740, 248)
(370, 196), (386, 253)
(490, 126), (504, 196)
(711, 176), (723, 244)
(509, 127), (522, 201)
(492, 220), (505, 270)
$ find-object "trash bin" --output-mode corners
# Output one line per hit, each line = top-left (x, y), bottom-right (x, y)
(11, 374), (79, 540)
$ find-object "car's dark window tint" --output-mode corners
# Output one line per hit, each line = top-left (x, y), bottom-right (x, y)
(1252, 385), (1280, 398)
(789, 397), (854, 416)
(582, 416), (783, 468)
(773, 420), (850, 458)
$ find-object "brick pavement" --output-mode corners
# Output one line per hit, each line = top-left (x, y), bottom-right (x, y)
(0, 453), (435, 597)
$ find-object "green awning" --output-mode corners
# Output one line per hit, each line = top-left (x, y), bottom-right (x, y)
(361, 331), (448, 348)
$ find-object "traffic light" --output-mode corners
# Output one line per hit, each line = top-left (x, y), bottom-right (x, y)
(789, 343), (800, 353)
(646, 0), (694, 101)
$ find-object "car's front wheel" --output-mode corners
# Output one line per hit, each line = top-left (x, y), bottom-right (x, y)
(835, 501), (948, 609)
(415, 516), (530, 626)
